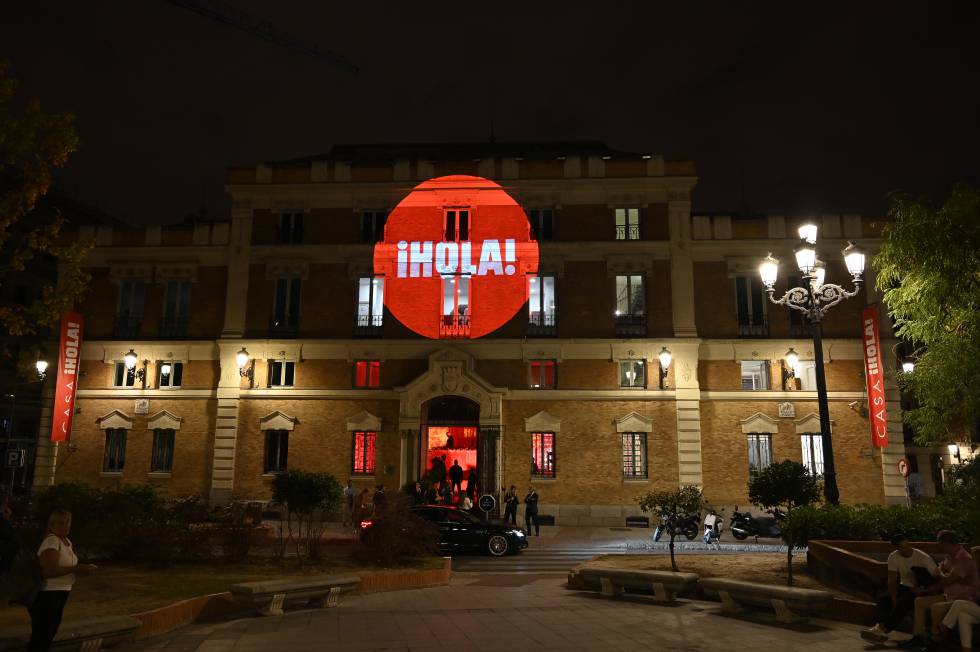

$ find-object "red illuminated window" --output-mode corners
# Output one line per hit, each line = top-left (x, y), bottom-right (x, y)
(444, 209), (470, 241)
(440, 276), (471, 338)
(531, 432), (556, 477)
(352, 431), (376, 475)
(529, 360), (556, 389)
(355, 360), (381, 388)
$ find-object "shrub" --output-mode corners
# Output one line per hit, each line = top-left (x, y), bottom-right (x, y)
(354, 495), (439, 566)
(271, 470), (344, 562)
(638, 486), (704, 571)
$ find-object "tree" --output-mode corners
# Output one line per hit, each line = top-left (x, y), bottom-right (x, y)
(271, 470), (343, 562)
(638, 485), (704, 571)
(873, 186), (980, 445)
(748, 460), (821, 585)
(0, 60), (90, 342)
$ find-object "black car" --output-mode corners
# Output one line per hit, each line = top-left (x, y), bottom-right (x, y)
(411, 506), (528, 556)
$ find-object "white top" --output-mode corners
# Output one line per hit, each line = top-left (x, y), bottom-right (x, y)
(887, 548), (938, 588)
(37, 534), (78, 592)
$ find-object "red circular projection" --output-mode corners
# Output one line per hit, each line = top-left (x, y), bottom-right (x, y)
(374, 175), (539, 339)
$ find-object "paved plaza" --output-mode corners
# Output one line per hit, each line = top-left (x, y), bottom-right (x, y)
(124, 575), (877, 652)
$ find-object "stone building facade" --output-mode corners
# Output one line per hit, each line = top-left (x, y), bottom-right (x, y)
(34, 142), (923, 524)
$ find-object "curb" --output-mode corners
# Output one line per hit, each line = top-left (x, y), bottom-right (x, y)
(132, 557), (452, 639)
(626, 541), (806, 553)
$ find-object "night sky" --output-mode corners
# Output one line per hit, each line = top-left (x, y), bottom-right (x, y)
(3, 2), (978, 225)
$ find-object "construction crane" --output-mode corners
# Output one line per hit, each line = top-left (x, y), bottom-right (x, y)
(165, 0), (359, 74)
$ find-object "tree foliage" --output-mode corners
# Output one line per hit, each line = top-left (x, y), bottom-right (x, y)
(271, 470), (343, 562)
(873, 186), (980, 444)
(748, 460), (822, 585)
(0, 60), (90, 339)
(638, 485), (704, 571)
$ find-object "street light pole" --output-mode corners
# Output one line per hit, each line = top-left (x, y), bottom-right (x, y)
(759, 227), (866, 506)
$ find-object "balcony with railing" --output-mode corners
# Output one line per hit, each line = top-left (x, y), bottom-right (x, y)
(789, 321), (812, 337)
(158, 316), (189, 339)
(439, 314), (470, 339)
(527, 312), (557, 337)
(354, 314), (383, 338)
(614, 225), (641, 240)
(269, 316), (299, 338)
(737, 319), (769, 338)
(614, 313), (647, 337)
(112, 315), (142, 339)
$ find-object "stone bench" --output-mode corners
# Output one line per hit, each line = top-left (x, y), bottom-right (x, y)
(699, 577), (833, 624)
(578, 567), (700, 603)
(0, 615), (141, 651)
(229, 575), (360, 616)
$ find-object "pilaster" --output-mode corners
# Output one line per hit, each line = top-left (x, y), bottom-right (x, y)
(210, 343), (245, 504)
(880, 343), (908, 504)
(221, 201), (253, 338)
(672, 341), (703, 487)
(32, 381), (58, 488)
(668, 199), (697, 337)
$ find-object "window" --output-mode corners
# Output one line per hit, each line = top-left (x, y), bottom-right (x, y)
(792, 361), (818, 391)
(528, 275), (556, 329)
(622, 432), (647, 478)
(278, 213), (304, 244)
(528, 209), (554, 240)
(264, 430), (288, 474)
(352, 431), (376, 475)
(151, 428), (175, 473)
(269, 361), (295, 387)
(103, 428), (127, 472)
(161, 280), (191, 337)
(360, 210), (387, 243)
(444, 209), (470, 241)
(354, 360), (380, 388)
(615, 275), (645, 316)
(356, 277), (384, 329)
(735, 276), (768, 336)
(529, 360), (556, 389)
(112, 362), (137, 388)
(158, 361), (183, 388)
(801, 433), (825, 476)
(747, 433), (773, 472)
(619, 360), (646, 388)
(272, 278), (301, 331)
(440, 275), (470, 337)
(115, 279), (145, 337)
(531, 432), (556, 477)
(740, 360), (770, 390)
(614, 208), (640, 240)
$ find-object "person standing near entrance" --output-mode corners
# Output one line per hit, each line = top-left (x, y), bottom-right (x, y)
(449, 460), (464, 496)
(503, 486), (519, 525)
(524, 486), (540, 536)
(466, 469), (478, 499)
(342, 481), (355, 526)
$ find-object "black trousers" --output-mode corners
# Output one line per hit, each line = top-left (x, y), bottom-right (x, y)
(504, 504), (517, 525)
(525, 511), (539, 535)
(876, 585), (916, 630)
(29, 590), (70, 652)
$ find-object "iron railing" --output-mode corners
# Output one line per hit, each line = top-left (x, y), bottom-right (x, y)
(614, 314), (647, 337)
(354, 314), (383, 338)
(527, 312), (557, 337)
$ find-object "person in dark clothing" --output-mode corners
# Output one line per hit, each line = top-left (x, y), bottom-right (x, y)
(439, 482), (453, 505)
(412, 482), (425, 504)
(465, 470), (478, 499)
(372, 485), (387, 515)
(446, 433), (455, 449)
(503, 486), (519, 526)
(524, 486), (540, 536)
(449, 460), (464, 495)
(429, 456), (447, 487)
(0, 496), (17, 574)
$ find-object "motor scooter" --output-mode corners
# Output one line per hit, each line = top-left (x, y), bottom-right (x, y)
(729, 506), (784, 540)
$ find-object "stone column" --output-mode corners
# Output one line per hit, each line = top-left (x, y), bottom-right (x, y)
(221, 200), (253, 338)
(671, 342), (704, 488)
(32, 380), (58, 489)
(210, 343), (244, 504)
(668, 198), (697, 337)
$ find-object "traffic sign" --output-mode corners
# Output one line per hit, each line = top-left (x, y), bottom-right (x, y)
(897, 457), (910, 478)
(478, 494), (496, 513)
(5, 449), (26, 469)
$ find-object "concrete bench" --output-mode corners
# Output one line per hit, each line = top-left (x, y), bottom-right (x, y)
(699, 577), (833, 624)
(0, 615), (141, 651)
(578, 567), (699, 603)
(229, 574), (360, 616)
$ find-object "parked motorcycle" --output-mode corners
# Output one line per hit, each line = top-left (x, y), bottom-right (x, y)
(652, 513), (701, 541)
(729, 506), (784, 540)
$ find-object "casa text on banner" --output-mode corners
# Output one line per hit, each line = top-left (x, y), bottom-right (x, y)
(51, 313), (84, 442)
(862, 304), (888, 448)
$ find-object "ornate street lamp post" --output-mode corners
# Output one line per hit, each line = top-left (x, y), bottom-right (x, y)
(759, 223), (866, 505)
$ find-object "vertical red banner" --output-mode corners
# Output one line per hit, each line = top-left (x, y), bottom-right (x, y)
(51, 313), (84, 442)
(862, 304), (888, 448)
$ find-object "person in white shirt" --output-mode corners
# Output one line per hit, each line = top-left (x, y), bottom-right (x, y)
(28, 509), (97, 652)
(861, 533), (938, 643)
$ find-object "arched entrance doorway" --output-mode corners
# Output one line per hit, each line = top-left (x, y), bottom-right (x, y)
(421, 396), (480, 501)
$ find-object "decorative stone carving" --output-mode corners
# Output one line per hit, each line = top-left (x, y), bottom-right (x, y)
(524, 410), (561, 433)
(97, 410), (133, 430)
(259, 411), (298, 431)
(739, 412), (779, 434)
(347, 410), (382, 432)
(777, 402), (796, 418)
(147, 410), (183, 431)
(794, 412), (828, 433)
(155, 262), (198, 283)
(615, 412), (654, 433)
(265, 259), (310, 280)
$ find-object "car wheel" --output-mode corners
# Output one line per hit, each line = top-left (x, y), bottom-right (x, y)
(488, 535), (509, 556)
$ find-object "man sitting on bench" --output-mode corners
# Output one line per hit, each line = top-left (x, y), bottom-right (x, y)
(861, 534), (938, 644)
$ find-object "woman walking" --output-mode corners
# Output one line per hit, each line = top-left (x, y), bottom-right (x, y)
(30, 509), (97, 652)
